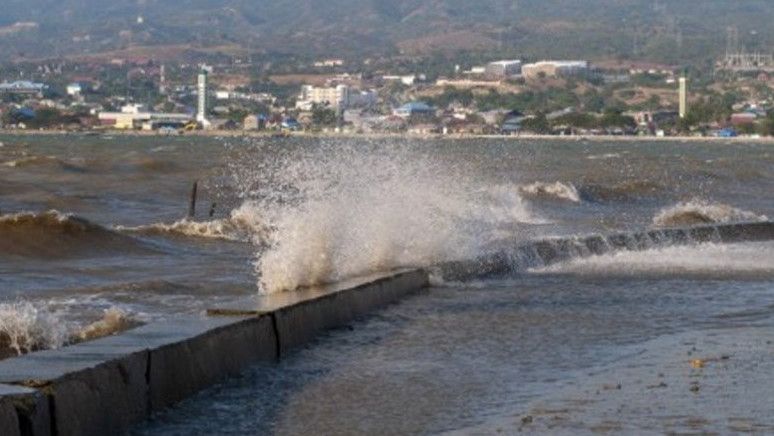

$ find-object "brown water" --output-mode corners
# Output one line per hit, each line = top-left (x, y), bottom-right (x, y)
(1, 135), (774, 432)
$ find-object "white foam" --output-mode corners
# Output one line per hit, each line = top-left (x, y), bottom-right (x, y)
(653, 199), (768, 228)
(0, 301), (69, 355)
(518, 181), (581, 203)
(533, 242), (774, 276)
(116, 202), (269, 242)
(226, 140), (543, 294)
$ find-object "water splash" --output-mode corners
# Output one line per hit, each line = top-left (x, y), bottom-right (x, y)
(0, 301), (68, 356)
(224, 139), (542, 294)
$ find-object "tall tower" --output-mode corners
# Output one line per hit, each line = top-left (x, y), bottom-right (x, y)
(159, 64), (166, 95)
(678, 76), (687, 119)
(196, 69), (211, 128)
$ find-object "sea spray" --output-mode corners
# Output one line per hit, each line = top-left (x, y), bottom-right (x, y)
(0, 301), (68, 356)
(223, 139), (542, 293)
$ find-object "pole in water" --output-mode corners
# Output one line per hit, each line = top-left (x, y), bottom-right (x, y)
(209, 202), (217, 218)
(188, 181), (198, 219)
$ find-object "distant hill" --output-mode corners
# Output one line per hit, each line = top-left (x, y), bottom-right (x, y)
(1, 0), (772, 64)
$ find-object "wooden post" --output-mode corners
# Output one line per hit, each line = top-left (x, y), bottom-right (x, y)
(209, 202), (217, 218)
(188, 181), (198, 219)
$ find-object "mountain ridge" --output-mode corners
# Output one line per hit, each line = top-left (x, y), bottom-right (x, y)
(1, 1), (772, 63)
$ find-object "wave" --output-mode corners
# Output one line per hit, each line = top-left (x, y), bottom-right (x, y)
(224, 139), (544, 294)
(117, 202), (269, 243)
(75, 307), (140, 342)
(0, 301), (68, 358)
(653, 200), (768, 228)
(0, 210), (155, 259)
(2, 155), (87, 172)
(518, 182), (580, 203)
(0, 303), (139, 359)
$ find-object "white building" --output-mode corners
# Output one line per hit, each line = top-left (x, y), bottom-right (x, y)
(679, 76), (687, 119)
(522, 61), (589, 79)
(296, 84), (376, 111)
(382, 75), (419, 86)
(196, 68), (211, 128)
(98, 104), (191, 130)
(484, 60), (522, 78)
(66, 83), (83, 97)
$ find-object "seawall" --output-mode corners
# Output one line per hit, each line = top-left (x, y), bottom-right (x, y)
(0, 269), (429, 436)
(435, 221), (774, 281)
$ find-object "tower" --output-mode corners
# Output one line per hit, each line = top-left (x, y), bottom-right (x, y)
(196, 68), (211, 128)
(159, 64), (166, 95)
(678, 76), (687, 119)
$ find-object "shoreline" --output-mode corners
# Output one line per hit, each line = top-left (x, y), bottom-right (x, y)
(2, 129), (774, 143)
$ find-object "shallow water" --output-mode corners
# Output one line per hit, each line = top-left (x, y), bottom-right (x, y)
(134, 241), (774, 434)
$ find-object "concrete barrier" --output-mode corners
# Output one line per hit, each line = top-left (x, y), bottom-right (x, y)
(0, 384), (50, 436)
(0, 269), (429, 436)
(435, 221), (774, 282)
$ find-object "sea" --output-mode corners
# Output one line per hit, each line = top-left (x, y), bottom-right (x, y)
(1, 134), (773, 433)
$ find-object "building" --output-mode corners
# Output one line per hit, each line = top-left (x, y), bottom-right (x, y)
(382, 75), (420, 86)
(313, 59), (345, 68)
(485, 60), (522, 78)
(0, 81), (47, 96)
(296, 85), (377, 111)
(730, 112), (757, 126)
(296, 84), (348, 110)
(522, 61), (589, 79)
(66, 83), (83, 97)
(678, 76), (687, 119)
(196, 68), (211, 128)
(243, 114), (267, 130)
(393, 101), (435, 119)
(98, 104), (192, 130)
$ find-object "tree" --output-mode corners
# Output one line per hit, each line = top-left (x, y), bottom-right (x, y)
(312, 107), (338, 127)
(520, 112), (551, 134)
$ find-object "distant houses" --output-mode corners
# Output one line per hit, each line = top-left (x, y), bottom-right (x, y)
(522, 61), (589, 79)
(0, 81), (47, 97)
(393, 101), (434, 119)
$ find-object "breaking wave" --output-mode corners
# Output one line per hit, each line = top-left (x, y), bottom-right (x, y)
(0, 303), (139, 359)
(117, 202), (268, 243)
(653, 200), (768, 228)
(0, 210), (155, 258)
(518, 182), (580, 203)
(75, 307), (140, 342)
(225, 140), (543, 294)
(0, 301), (68, 358)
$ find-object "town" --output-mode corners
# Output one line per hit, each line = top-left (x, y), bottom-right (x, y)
(1, 45), (773, 138)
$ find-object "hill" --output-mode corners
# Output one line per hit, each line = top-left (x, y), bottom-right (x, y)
(0, 0), (772, 64)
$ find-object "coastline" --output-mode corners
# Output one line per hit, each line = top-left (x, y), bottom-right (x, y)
(2, 129), (774, 144)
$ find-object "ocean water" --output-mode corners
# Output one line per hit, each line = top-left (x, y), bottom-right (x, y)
(1, 134), (774, 432)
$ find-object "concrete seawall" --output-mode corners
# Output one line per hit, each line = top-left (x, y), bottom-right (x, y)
(435, 221), (774, 281)
(0, 269), (429, 436)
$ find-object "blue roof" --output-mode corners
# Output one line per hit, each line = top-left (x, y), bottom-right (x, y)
(399, 101), (433, 112)
(0, 81), (46, 90)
